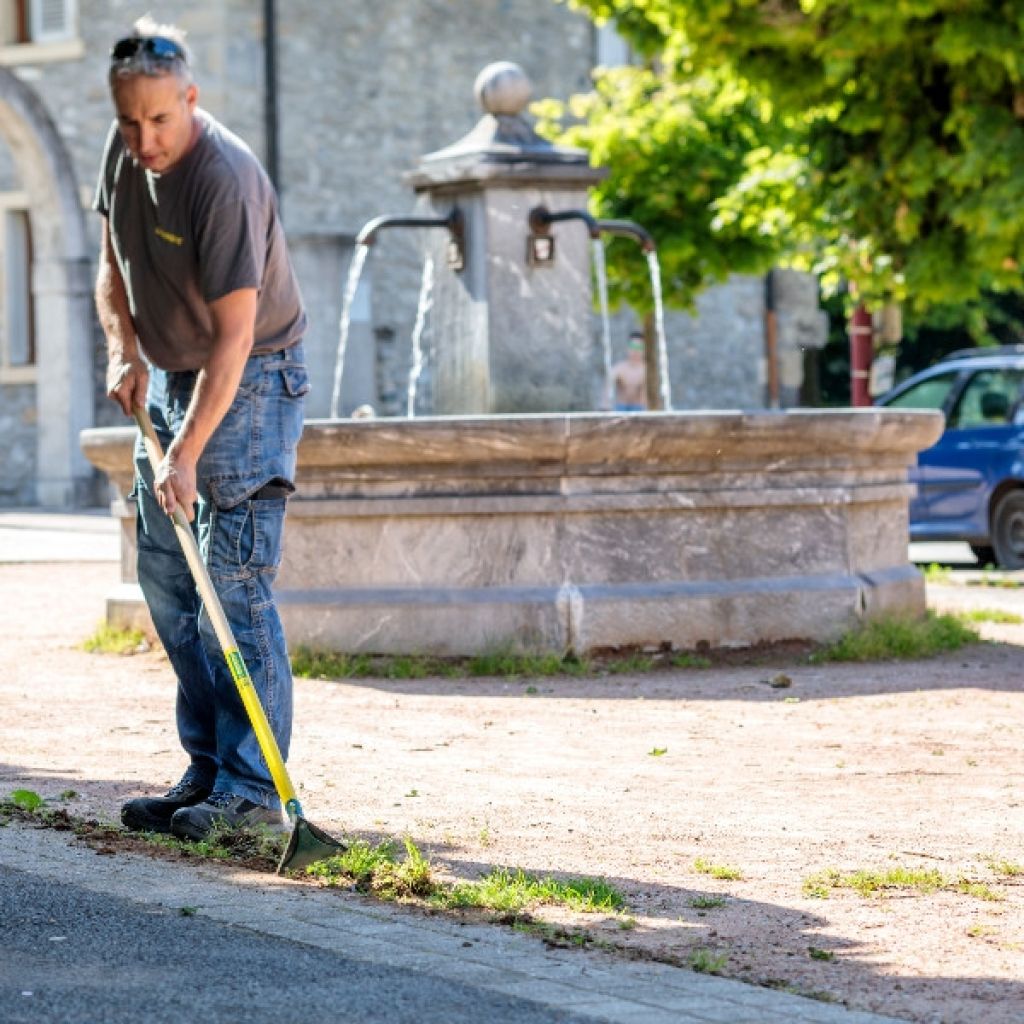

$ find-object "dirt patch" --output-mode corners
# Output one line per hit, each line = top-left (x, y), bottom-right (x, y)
(2, 561), (1022, 1024)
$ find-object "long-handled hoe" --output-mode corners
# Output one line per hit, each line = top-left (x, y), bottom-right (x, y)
(133, 406), (346, 873)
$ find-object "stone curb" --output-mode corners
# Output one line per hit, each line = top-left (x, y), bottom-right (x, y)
(0, 824), (902, 1024)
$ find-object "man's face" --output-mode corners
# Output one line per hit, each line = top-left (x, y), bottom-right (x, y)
(112, 73), (198, 174)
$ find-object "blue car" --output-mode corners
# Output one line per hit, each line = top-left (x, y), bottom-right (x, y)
(876, 346), (1024, 567)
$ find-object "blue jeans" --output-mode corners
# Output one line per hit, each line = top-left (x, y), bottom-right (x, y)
(134, 345), (308, 809)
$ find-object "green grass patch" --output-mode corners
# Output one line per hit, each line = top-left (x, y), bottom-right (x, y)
(988, 858), (1024, 877)
(803, 864), (1004, 902)
(689, 947), (728, 973)
(956, 880), (1004, 901)
(605, 653), (654, 674)
(306, 841), (626, 916)
(7, 789), (44, 811)
(292, 646), (593, 681)
(694, 858), (742, 881)
(957, 608), (1024, 624)
(670, 652), (712, 669)
(82, 623), (147, 655)
(810, 611), (979, 664)
(440, 868), (625, 914)
(466, 649), (569, 677)
(690, 895), (727, 909)
(808, 946), (835, 961)
(139, 822), (285, 867)
(920, 563), (952, 584)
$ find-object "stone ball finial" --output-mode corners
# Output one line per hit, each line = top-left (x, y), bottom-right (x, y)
(474, 61), (532, 116)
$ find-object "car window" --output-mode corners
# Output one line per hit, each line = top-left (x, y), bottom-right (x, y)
(884, 371), (960, 411)
(947, 369), (1024, 429)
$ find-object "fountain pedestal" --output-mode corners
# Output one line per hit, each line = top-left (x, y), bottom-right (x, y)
(406, 62), (605, 414)
(81, 409), (942, 657)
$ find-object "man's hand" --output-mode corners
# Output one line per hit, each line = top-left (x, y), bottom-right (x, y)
(106, 355), (149, 417)
(154, 441), (198, 522)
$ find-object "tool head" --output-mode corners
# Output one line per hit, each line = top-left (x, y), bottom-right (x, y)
(277, 816), (347, 874)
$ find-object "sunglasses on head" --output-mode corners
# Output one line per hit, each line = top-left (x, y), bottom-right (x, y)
(110, 36), (185, 62)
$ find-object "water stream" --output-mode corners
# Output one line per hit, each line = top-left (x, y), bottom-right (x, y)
(646, 249), (673, 411)
(591, 238), (613, 408)
(329, 243), (370, 419)
(406, 255), (435, 417)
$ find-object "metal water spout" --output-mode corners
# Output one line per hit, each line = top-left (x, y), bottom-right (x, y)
(528, 204), (600, 241)
(596, 219), (655, 253)
(357, 207), (466, 270)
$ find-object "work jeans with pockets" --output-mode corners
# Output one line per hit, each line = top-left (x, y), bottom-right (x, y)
(133, 345), (308, 809)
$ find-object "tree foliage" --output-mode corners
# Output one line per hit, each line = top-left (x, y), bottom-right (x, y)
(535, 66), (793, 310)
(551, 0), (1024, 314)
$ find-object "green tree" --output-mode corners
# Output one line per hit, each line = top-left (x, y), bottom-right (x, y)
(558, 0), (1024, 313)
(535, 65), (796, 310)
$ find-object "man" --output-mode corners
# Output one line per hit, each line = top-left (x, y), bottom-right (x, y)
(610, 331), (648, 412)
(94, 17), (308, 840)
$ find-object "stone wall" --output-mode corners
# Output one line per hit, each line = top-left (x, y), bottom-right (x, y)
(0, 380), (35, 504)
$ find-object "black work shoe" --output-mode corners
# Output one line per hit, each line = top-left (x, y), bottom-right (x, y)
(121, 774), (213, 833)
(170, 791), (284, 841)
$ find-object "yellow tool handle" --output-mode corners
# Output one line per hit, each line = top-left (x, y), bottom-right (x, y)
(132, 406), (300, 819)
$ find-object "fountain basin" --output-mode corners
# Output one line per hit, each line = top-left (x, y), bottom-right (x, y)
(81, 408), (942, 656)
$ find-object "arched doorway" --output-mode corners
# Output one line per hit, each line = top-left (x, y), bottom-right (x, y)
(0, 66), (93, 506)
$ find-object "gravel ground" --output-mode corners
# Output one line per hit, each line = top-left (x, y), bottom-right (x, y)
(2, 559), (1022, 1024)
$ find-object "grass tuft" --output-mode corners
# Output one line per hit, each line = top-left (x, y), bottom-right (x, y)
(690, 895), (727, 909)
(694, 858), (742, 881)
(810, 611), (978, 664)
(957, 608), (1024, 624)
(440, 868), (625, 914)
(803, 864), (1004, 902)
(689, 947), (728, 973)
(7, 789), (44, 811)
(82, 623), (147, 655)
(670, 652), (712, 669)
(920, 563), (952, 584)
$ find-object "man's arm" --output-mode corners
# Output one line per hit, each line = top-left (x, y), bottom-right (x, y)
(96, 219), (148, 417)
(155, 288), (258, 521)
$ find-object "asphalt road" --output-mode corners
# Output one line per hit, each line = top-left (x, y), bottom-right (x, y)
(0, 863), (584, 1024)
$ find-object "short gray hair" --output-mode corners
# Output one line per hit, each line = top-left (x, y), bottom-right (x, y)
(108, 15), (193, 88)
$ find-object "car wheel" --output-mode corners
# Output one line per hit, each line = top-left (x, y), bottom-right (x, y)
(969, 544), (996, 567)
(991, 491), (1024, 569)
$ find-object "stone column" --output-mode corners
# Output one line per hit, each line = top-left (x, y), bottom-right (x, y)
(406, 62), (605, 414)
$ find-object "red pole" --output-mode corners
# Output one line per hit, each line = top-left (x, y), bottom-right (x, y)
(849, 303), (873, 407)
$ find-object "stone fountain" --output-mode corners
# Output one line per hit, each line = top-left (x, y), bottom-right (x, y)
(81, 63), (942, 657)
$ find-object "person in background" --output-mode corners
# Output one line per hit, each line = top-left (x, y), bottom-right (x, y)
(610, 330), (648, 412)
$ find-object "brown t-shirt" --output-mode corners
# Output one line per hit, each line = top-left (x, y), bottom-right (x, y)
(93, 109), (306, 372)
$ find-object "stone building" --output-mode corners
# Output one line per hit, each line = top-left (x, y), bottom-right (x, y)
(0, 0), (824, 508)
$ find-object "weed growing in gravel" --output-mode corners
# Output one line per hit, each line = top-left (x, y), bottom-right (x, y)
(987, 858), (1024, 877)
(305, 839), (626, 916)
(7, 789), (44, 811)
(690, 895), (727, 909)
(689, 947), (728, 973)
(440, 868), (625, 914)
(82, 624), (147, 655)
(292, 646), (593, 680)
(810, 611), (978, 663)
(669, 652), (712, 669)
(803, 865), (1005, 902)
(920, 563), (952, 584)
(956, 880), (1004, 901)
(808, 946), (835, 961)
(606, 653), (654, 674)
(957, 609), (1024, 624)
(694, 858), (742, 881)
